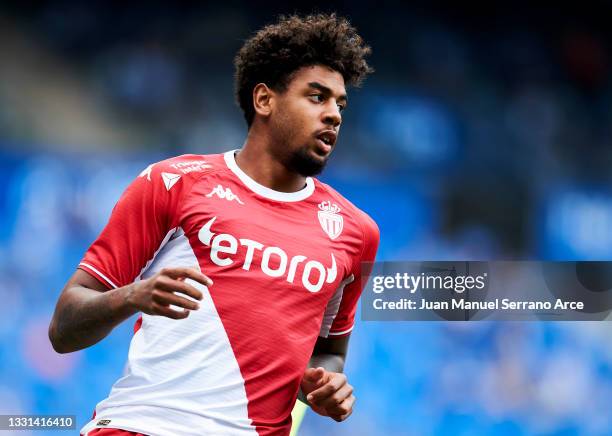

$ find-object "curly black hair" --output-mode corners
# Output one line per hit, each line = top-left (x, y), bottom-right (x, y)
(234, 13), (373, 127)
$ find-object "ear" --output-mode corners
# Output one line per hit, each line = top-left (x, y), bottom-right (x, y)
(252, 83), (274, 119)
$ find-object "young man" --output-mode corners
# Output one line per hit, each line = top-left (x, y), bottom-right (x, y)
(49, 13), (379, 436)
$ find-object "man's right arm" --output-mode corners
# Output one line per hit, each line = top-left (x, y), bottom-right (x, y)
(48, 267), (211, 354)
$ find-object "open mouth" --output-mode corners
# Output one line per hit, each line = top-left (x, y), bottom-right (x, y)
(315, 130), (337, 154)
(315, 138), (332, 155)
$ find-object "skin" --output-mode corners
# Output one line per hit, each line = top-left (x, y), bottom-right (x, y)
(236, 64), (347, 190)
(239, 65), (355, 421)
(49, 64), (355, 422)
(48, 267), (212, 353)
(300, 335), (355, 422)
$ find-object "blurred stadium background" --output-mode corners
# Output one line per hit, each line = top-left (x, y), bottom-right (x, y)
(0, 1), (610, 435)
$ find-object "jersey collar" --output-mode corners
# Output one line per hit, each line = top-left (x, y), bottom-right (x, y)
(224, 150), (315, 202)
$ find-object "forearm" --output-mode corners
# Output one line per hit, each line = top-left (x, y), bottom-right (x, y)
(309, 353), (345, 373)
(49, 284), (137, 353)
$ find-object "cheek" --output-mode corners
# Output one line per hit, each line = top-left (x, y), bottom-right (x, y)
(294, 101), (318, 127)
(280, 104), (308, 132)
(271, 111), (295, 145)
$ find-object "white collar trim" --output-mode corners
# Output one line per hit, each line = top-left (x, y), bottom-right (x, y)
(224, 150), (315, 202)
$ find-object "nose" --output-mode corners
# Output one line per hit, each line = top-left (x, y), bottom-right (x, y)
(322, 102), (342, 128)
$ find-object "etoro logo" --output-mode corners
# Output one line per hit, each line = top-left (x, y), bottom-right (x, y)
(198, 216), (337, 292)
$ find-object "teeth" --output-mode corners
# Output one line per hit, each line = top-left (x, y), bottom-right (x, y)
(318, 133), (334, 146)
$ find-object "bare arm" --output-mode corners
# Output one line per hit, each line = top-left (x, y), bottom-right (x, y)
(299, 335), (355, 422)
(48, 269), (135, 353)
(308, 334), (349, 373)
(48, 267), (212, 354)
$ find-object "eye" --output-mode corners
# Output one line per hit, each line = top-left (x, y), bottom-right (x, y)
(309, 94), (324, 103)
(337, 104), (346, 112)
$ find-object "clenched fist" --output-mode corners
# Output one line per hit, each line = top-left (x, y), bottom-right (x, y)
(300, 367), (355, 422)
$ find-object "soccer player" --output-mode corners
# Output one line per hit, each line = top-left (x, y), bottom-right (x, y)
(49, 13), (379, 436)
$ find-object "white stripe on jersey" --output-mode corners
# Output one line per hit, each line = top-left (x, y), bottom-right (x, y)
(80, 228), (257, 436)
(319, 274), (355, 338)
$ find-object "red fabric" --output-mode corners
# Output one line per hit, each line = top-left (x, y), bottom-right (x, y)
(79, 154), (207, 289)
(85, 429), (147, 436)
(133, 315), (142, 334)
(79, 152), (380, 435)
(80, 410), (148, 436)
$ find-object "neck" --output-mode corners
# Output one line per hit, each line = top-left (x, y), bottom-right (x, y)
(236, 124), (307, 193)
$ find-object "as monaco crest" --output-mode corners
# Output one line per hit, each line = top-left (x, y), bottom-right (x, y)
(318, 201), (343, 240)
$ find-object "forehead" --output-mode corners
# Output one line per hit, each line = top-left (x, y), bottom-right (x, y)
(287, 65), (346, 94)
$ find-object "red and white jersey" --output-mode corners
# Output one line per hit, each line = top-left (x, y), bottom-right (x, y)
(79, 150), (379, 436)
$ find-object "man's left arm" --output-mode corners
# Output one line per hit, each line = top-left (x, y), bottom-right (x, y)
(298, 335), (355, 422)
(297, 211), (380, 423)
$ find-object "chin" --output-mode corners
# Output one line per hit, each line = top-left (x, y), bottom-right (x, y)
(287, 147), (329, 177)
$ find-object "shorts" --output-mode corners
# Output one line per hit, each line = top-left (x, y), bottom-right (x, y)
(82, 428), (148, 436)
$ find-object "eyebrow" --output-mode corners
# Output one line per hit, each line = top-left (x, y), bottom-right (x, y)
(308, 82), (348, 104)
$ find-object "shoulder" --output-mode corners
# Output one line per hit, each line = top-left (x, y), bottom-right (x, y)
(146, 153), (224, 178)
(313, 179), (380, 244)
(138, 153), (226, 189)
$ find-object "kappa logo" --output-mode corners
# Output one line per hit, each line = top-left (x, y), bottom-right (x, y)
(139, 159), (211, 183)
(318, 201), (343, 240)
(139, 164), (182, 192)
(206, 184), (244, 204)
(139, 164), (153, 181)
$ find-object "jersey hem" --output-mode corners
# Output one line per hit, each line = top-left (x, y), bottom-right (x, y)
(80, 407), (258, 436)
(81, 419), (158, 436)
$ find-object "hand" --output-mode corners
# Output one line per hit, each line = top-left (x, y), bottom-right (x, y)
(300, 367), (355, 422)
(125, 267), (212, 319)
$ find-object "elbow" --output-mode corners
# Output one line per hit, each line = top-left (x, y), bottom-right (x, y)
(48, 319), (71, 354)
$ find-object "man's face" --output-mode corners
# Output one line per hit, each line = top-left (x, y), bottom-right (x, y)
(269, 65), (347, 177)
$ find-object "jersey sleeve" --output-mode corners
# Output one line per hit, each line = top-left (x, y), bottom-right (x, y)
(78, 159), (193, 289)
(321, 213), (380, 338)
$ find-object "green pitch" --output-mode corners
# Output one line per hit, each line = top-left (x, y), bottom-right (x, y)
(289, 400), (308, 436)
